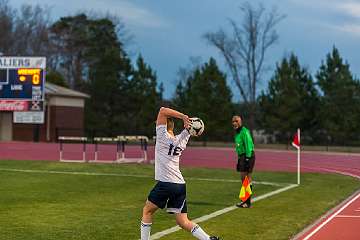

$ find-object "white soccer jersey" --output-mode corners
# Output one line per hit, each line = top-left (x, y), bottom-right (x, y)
(154, 125), (190, 184)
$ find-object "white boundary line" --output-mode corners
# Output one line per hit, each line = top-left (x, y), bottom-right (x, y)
(0, 167), (153, 178)
(149, 184), (298, 240)
(0, 168), (288, 186)
(301, 192), (360, 240)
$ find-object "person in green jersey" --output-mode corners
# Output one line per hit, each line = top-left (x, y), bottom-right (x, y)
(232, 115), (255, 208)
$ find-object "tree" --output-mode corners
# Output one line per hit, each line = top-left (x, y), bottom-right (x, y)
(49, 14), (93, 90)
(46, 70), (68, 87)
(50, 14), (131, 91)
(204, 2), (284, 130)
(0, 1), (53, 58)
(125, 55), (163, 136)
(0, 0), (14, 54)
(316, 47), (360, 145)
(172, 57), (202, 114)
(83, 16), (133, 136)
(51, 13), (163, 137)
(50, 14), (136, 136)
(173, 58), (234, 141)
(172, 81), (187, 112)
(258, 53), (319, 143)
(12, 4), (53, 56)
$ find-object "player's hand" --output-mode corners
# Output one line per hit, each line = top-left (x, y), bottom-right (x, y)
(182, 114), (191, 129)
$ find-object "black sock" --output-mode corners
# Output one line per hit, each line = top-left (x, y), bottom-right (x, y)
(245, 196), (251, 205)
(246, 183), (253, 205)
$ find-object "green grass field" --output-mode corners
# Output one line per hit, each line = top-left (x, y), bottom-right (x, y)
(0, 160), (359, 240)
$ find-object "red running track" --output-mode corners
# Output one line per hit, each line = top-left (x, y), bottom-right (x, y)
(295, 191), (360, 240)
(0, 141), (359, 240)
(2, 141), (360, 177)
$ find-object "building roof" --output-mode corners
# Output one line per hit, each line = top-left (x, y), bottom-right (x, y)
(45, 82), (90, 99)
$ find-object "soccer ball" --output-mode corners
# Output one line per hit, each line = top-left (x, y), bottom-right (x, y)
(188, 117), (205, 136)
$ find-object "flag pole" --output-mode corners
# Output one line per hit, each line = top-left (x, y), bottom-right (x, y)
(297, 128), (301, 185)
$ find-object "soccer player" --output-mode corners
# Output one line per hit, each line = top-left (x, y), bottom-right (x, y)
(232, 115), (255, 208)
(140, 107), (220, 240)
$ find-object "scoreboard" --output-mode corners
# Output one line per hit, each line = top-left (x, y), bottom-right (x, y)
(0, 57), (45, 101)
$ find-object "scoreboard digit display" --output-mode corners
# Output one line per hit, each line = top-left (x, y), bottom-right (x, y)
(0, 57), (46, 100)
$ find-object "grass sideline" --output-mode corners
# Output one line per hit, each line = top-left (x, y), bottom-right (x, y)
(0, 160), (359, 240)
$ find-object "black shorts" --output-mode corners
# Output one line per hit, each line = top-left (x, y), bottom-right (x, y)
(147, 181), (187, 214)
(236, 152), (255, 173)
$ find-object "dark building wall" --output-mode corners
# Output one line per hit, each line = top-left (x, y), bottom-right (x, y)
(13, 105), (84, 142)
(13, 123), (47, 142)
(50, 106), (84, 141)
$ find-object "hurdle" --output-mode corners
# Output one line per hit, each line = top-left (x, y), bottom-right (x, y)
(58, 136), (88, 162)
(58, 135), (151, 164)
(90, 137), (120, 163)
(116, 135), (149, 163)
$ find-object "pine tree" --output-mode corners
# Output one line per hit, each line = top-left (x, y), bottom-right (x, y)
(82, 16), (133, 136)
(259, 53), (319, 143)
(316, 47), (360, 145)
(126, 55), (162, 136)
(172, 58), (234, 141)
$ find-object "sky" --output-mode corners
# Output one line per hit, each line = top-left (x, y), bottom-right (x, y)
(10, 0), (360, 100)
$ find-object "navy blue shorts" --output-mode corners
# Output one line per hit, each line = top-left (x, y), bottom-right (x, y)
(147, 181), (187, 214)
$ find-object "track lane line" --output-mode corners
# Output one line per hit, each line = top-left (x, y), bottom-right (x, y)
(301, 192), (360, 240)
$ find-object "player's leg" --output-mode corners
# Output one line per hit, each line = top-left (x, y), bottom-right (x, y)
(141, 200), (158, 240)
(167, 183), (220, 239)
(169, 198), (207, 236)
(175, 213), (220, 240)
(141, 182), (169, 240)
(142, 200), (158, 223)
(175, 213), (195, 232)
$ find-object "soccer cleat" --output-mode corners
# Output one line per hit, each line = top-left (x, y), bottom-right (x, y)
(210, 236), (220, 240)
(236, 201), (252, 208)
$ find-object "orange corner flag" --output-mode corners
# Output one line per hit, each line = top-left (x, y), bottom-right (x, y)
(239, 176), (252, 202)
(292, 129), (300, 149)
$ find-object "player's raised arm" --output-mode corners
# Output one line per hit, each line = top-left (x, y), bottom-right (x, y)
(156, 107), (190, 128)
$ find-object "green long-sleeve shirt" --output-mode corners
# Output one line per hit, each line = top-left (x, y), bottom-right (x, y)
(234, 126), (254, 158)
